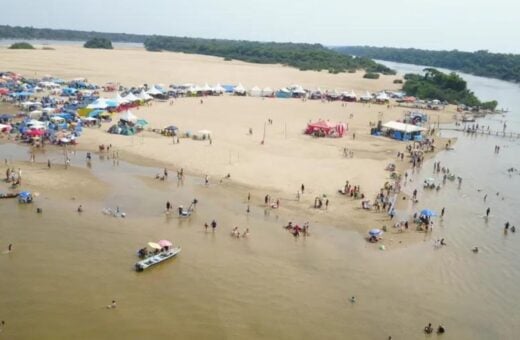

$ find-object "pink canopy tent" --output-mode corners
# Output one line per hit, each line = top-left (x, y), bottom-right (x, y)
(26, 128), (45, 137)
(305, 120), (347, 137)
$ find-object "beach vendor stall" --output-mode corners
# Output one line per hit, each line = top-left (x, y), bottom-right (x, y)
(377, 121), (426, 141)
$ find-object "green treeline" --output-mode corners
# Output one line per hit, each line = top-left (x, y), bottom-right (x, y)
(0, 25), (147, 43)
(143, 36), (395, 74)
(403, 68), (498, 110)
(334, 46), (520, 83)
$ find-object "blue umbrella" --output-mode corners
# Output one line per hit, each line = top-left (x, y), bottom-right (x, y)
(420, 209), (437, 217)
(369, 228), (383, 237)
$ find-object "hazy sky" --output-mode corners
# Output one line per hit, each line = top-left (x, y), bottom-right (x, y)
(1, 0), (518, 53)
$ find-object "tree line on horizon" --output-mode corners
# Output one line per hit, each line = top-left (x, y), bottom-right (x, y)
(334, 46), (520, 83)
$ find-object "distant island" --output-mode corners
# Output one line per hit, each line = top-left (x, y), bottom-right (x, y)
(8, 42), (35, 49)
(84, 37), (113, 49)
(0, 25), (394, 75)
(334, 46), (520, 83)
(403, 68), (498, 110)
(143, 36), (395, 74)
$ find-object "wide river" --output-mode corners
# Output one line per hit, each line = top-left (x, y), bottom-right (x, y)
(1, 61), (519, 339)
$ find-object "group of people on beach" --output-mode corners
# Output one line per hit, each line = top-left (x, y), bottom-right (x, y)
(284, 221), (310, 237)
(230, 227), (250, 238)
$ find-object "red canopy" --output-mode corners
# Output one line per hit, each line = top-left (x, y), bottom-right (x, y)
(26, 128), (44, 137)
(0, 88), (10, 95)
(305, 120), (346, 137)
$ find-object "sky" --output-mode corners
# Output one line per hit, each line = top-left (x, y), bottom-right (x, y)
(1, 0), (519, 53)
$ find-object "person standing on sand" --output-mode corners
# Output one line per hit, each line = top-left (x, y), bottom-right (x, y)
(325, 199), (329, 210)
(247, 192), (251, 202)
(441, 207), (445, 218)
(486, 207), (491, 217)
(166, 201), (171, 212)
(47, 159), (51, 169)
(301, 184), (305, 194)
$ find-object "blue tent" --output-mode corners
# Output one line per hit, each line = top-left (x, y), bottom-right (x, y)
(222, 85), (235, 93)
(88, 109), (105, 118)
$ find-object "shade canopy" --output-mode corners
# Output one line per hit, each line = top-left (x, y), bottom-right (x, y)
(120, 110), (138, 123)
(148, 242), (161, 249)
(382, 121), (426, 133)
(158, 240), (172, 247)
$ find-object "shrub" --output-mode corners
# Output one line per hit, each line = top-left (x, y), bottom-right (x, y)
(84, 37), (113, 49)
(8, 42), (35, 49)
(363, 72), (380, 79)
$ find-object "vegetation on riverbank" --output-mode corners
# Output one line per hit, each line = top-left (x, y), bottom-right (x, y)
(84, 37), (113, 49)
(334, 46), (520, 83)
(8, 42), (34, 49)
(403, 68), (498, 110)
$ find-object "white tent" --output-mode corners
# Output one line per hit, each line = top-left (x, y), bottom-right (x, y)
(349, 90), (357, 98)
(146, 86), (163, 96)
(87, 98), (109, 109)
(376, 92), (390, 101)
(382, 121), (426, 133)
(138, 90), (153, 101)
(112, 93), (129, 105)
(250, 86), (262, 97)
(212, 83), (226, 94)
(360, 91), (372, 101)
(120, 110), (138, 123)
(201, 83), (212, 92)
(123, 92), (140, 102)
(262, 87), (273, 97)
(234, 83), (246, 95)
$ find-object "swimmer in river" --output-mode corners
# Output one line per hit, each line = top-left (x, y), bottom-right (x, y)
(350, 296), (356, 303)
(472, 247), (479, 253)
(424, 323), (433, 334)
(437, 325), (445, 334)
(486, 207), (490, 217)
(107, 300), (117, 309)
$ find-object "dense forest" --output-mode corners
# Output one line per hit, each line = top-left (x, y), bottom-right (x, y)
(403, 68), (498, 110)
(0, 25), (147, 43)
(334, 46), (520, 83)
(143, 36), (395, 74)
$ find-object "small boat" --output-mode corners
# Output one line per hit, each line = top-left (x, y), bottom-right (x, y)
(0, 192), (19, 199)
(135, 247), (181, 272)
(462, 114), (475, 122)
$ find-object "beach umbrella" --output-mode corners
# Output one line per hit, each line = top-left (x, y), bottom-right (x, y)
(158, 240), (172, 247)
(420, 209), (437, 217)
(147, 242), (161, 250)
(369, 228), (383, 237)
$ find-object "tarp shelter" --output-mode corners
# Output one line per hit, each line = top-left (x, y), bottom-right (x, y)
(120, 111), (138, 123)
(112, 93), (129, 105)
(376, 92), (390, 102)
(380, 121), (426, 141)
(88, 109), (105, 118)
(0, 123), (12, 133)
